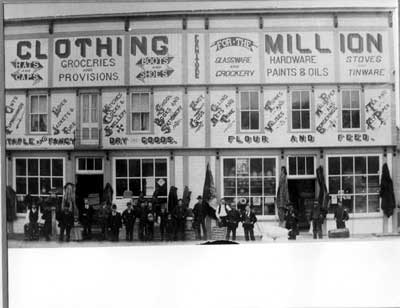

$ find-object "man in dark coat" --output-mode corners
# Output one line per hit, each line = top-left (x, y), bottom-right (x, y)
(98, 202), (111, 240)
(79, 198), (94, 240)
(108, 204), (122, 242)
(380, 163), (396, 217)
(137, 201), (148, 241)
(192, 196), (207, 240)
(122, 201), (135, 241)
(57, 205), (74, 242)
(146, 201), (155, 241)
(225, 201), (241, 241)
(241, 204), (257, 241)
(172, 199), (187, 241)
(158, 204), (169, 241)
(334, 199), (349, 229)
(310, 201), (325, 239)
(28, 203), (39, 241)
(285, 204), (298, 240)
(165, 213), (175, 241)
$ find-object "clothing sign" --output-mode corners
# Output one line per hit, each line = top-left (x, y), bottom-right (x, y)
(210, 33), (260, 83)
(53, 35), (124, 87)
(5, 39), (49, 88)
(130, 34), (182, 85)
(264, 32), (335, 83)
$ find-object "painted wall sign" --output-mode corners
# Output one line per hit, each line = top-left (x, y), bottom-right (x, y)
(53, 36), (124, 87)
(187, 34), (205, 84)
(5, 94), (26, 136)
(210, 33), (260, 83)
(339, 31), (391, 82)
(264, 32), (335, 83)
(188, 90), (206, 147)
(5, 39), (49, 88)
(315, 88), (338, 134)
(51, 92), (76, 137)
(130, 34), (182, 85)
(264, 89), (287, 133)
(102, 91), (126, 138)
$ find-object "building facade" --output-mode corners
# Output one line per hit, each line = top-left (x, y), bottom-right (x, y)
(4, 1), (399, 235)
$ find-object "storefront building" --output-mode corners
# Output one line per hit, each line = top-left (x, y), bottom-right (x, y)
(4, 1), (399, 236)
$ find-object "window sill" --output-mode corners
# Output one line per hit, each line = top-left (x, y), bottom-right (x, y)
(326, 212), (383, 219)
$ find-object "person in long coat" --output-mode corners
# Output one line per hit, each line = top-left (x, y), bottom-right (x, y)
(192, 196), (207, 240)
(276, 166), (289, 227)
(333, 199), (349, 229)
(108, 204), (122, 242)
(79, 198), (94, 240)
(122, 202), (135, 241)
(225, 202), (241, 241)
(310, 201), (325, 239)
(28, 203), (39, 240)
(158, 204), (169, 241)
(172, 199), (187, 241)
(241, 204), (257, 241)
(57, 205), (74, 242)
(137, 201), (148, 241)
(98, 202), (111, 240)
(146, 201), (156, 241)
(380, 163), (396, 218)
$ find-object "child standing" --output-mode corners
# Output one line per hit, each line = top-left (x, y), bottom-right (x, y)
(241, 204), (257, 241)
(28, 203), (39, 241)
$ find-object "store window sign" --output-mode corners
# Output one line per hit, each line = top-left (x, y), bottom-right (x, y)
(53, 36), (124, 87)
(5, 39), (49, 88)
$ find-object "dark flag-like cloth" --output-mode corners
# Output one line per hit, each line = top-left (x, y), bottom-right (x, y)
(202, 163), (218, 219)
(167, 186), (178, 213)
(6, 185), (17, 222)
(380, 163), (395, 217)
(316, 166), (329, 215)
(276, 170), (289, 225)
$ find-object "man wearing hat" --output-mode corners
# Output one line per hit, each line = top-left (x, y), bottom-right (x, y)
(172, 199), (187, 241)
(122, 201), (135, 241)
(192, 195), (207, 240)
(57, 204), (74, 242)
(108, 204), (122, 242)
(79, 198), (94, 240)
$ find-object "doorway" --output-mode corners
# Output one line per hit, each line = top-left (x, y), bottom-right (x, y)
(288, 179), (316, 231)
(75, 174), (103, 210)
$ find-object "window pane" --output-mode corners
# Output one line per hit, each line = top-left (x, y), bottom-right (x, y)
(264, 197), (276, 215)
(342, 111), (351, 129)
(251, 198), (262, 215)
(40, 159), (50, 176)
(342, 91), (350, 109)
(237, 178), (249, 196)
(39, 115), (47, 132)
(264, 178), (276, 195)
(141, 113), (150, 131)
(368, 176), (380, 193)
(240, 92), (249, 110)
(116, 179), (128, 197)
(241, 111), (250, 130)
(82, 128), (89, 140)
(129, 179), (141, 196)
(31, 115), (39, 132)
(142, 178), (155, 196)
(78, 158), (85, 170)
(250, 92), (259, 110)
(355, 176), (366, 193)
(16, 178), (26, 195)
(351, 91), (360, 108)
(224, 159), (236, 176)
(16, 159), (26, 176)
(236, 159), (249, 176)
(250, 178), (262, 195)
(355, 195), (367, 213)
(28, 159), (38, 176)
(306, 157), (314, 175)
(301, 91), (310, 108)
(129, 159), (140, 177)
(368, 157), (379, 174)
(131, 94), (140, 110)
(142, 159), (154, 177)
(292, 92), (300, 109)
(250, 112), (259, 130)
(223, 178), (236, 196)
(341, 157), (353, 174)
(298, 157), (305, 175)
(263, 158), (275, 176)
(39, 96), (47, 113)
(301, 112), (310, 129)
(82, 95), (89, 122)
(368, 195), (380, 213)
(40, 177), (51, 194)
(355, 157), (366, 174)
(31, 96), (39, 113)
(292, 111), (301, 129)
(115, 160), (127, 177)
(95, 158), (102, 170)
(250, 159), (262, 176)
(328, 176), (340, 194)
(155, 159), (167, 177)
(52, 178), (63, 192)
(87, 158), (94, 170)
(52, 159), (63, 176)
(351, 111), (360, 128)
(91, 106), (98, 123)
(132, 113), (141, 131)
(342, 176), (353, 194)
(328, 157), (340, 175)
(155, 178), (168, 196)
(91, 128), (99, 140)
(288, 157), (296, 175)
(343, 195), (353, 213)
(28, 178), (39, 195)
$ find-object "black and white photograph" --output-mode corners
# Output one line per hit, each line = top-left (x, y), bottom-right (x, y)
(1, 0), (400, 308)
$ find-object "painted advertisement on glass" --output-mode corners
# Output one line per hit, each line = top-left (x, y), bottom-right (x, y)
(130, 34), (182, 85)
(188, 90), (206, 147)
(187, 33), (205, 84)
(338, 31), (391, 83)
(53, 36), (124, 87)
(102, 90), (127, 147)
(264, 32), (335, 83)
(210, 33), (260, 84)
(5, 39), (48, 88)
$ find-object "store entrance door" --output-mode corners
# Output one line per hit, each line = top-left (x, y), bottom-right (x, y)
(75, 174), (103, 210)
(288, 179), (316, 231)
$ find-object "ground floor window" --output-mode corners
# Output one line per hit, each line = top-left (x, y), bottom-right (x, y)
(114, 158), (168, 199)
(14, 158), (64, 213)
(222, 157), (277, 215)
(327, 155), (380, 214)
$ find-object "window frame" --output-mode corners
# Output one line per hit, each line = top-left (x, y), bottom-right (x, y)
(112, 157), (169, 199)
(290, 90), (311, 131)
(79, 93), (100, 145)
(220, 156), (279, 218)
(130, 92), (151, 133)
(13, 157), (66, 216)
(326, 154), (382, 216)
(341, 89), (361, 131)
(28, 94), (49, 134)
(239, 90), (261, 132)
(76, 157), (104, 174)
(286, 155), (316, 179)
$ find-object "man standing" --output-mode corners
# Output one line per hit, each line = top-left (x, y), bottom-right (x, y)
(158, 204), (169, 241)
(215, 198), (229, 227)
(225, 202), (241, 241)
(41, 189), (58, 241)
(334, 199), (349, 229)
(138, 201), (148, 241)
(172, 199), (187, 241)
(241, 204), (257, 241)
(57, 205), (74, 242)
(28, 203), (39, 241)
(146, 201), (155, 241)
(108, 204), (122, 242)
(122, 201), (135, 241)
(98, 202), (111, 240)
(80, 198), (94, 240)
(192, 196), (207, 240)
(285, 204), (298, 240)
(310, 201), (325, 239)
